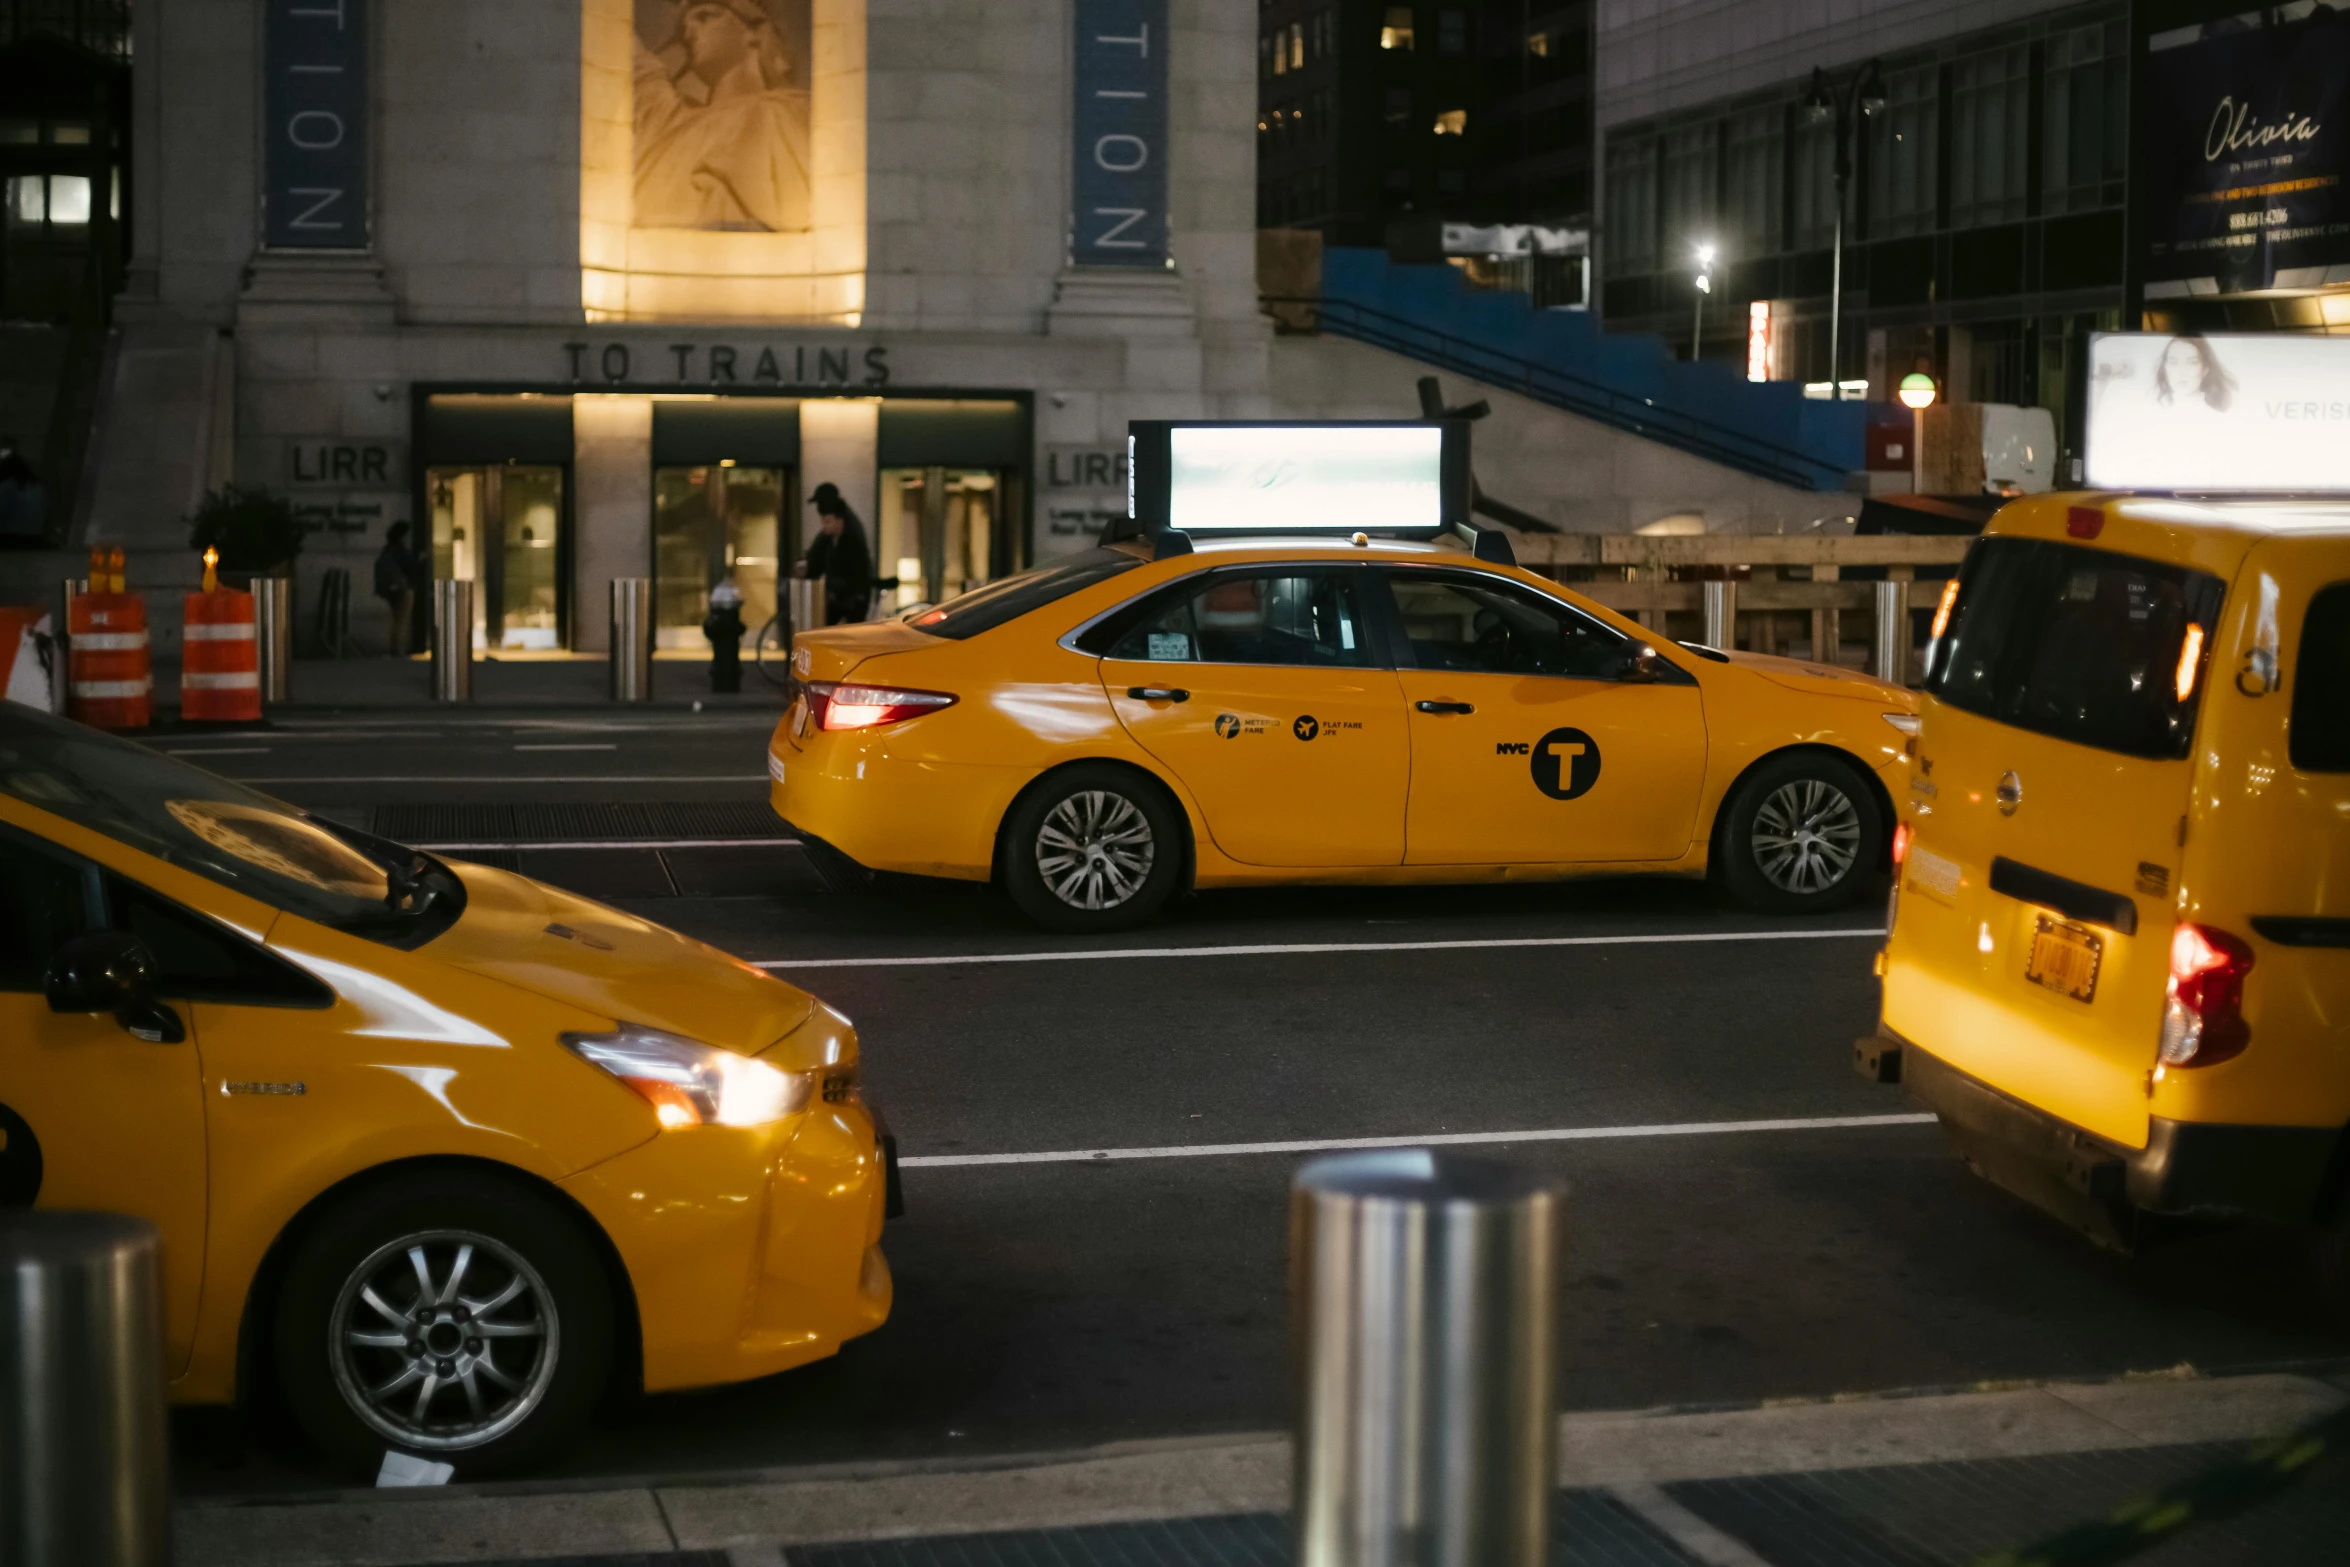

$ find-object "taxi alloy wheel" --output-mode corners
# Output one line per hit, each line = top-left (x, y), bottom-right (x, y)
(279, 1173), (613, 1475)
(1039, 791), (1155, 911)
(1002, 764), (1184, 932)
(1717, 752), (1883, 914)
(329, 1230), (558, 1454)
(1751, 778), (1864, 897)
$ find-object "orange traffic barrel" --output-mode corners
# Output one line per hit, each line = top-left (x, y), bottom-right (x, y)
(182, 587), (260, 722)
(68, 591), (153, 729)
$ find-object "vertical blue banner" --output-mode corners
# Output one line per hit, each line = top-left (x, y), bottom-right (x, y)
(264, 0), (369, 249)
(1072, 0), (1169, 268)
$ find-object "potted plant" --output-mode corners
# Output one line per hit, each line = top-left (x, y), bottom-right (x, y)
(187, 484), (304, 580)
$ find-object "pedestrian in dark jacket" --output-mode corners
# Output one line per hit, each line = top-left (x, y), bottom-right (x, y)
(802, 482), (873, 625)
(374, 522), (417, 655)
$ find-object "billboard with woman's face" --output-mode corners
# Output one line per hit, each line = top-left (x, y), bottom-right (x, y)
(2087, 333), (2350, 490)
(631, 0), (813, 232)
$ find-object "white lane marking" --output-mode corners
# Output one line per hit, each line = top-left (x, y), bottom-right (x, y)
(899, 1113), (1937, 1169)
(166, 747), (271, 757)
(513, 743), (620, 751)
(756, 926), (1886, 971)
(1608, 1484), (1778, 1567)
(233, 775), (770, 784)
(423, 837), (799, 851)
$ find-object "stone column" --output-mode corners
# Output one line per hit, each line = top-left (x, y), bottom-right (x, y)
(573, 394), (653, 654)
(798, 398), (880, 539)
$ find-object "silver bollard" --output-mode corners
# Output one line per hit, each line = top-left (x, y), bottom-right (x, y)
(1292, 1150), (1563, 1567)
(609, 577), (653, 703)
(253, 575), (293, 705)
(431, 578), (474, 702)
(1701, 579), (1737, 651)
(0, 1211), (172, 1567)
(787, 573), (826, 638)
(1873, 579), (1910, 687)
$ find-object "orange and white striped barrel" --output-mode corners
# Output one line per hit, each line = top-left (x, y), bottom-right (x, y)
(68, 592), (152, 729)
(182, 588), (261, 722)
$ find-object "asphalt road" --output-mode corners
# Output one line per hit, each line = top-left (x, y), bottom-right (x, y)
(164, 712), (2349, 1491)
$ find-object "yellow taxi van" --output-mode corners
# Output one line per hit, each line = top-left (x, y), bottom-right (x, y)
(1, 704), (894, 1472)
(1864, 492), (2350, 1315)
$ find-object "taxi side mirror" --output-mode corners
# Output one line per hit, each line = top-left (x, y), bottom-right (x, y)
(45, 932), (184, 1044)
(1616, 644), (1663, 683)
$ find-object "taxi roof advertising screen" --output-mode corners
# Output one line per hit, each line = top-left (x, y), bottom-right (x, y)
(2086, 332), (2350, 491)
(1127, 421), (1468, 533)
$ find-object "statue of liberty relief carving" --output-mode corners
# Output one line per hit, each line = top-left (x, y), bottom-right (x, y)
(633, 0), (812, 232)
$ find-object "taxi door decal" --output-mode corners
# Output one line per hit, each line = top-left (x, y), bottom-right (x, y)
(1530, 728), (1601, 800)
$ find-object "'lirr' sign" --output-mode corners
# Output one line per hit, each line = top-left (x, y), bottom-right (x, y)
(265, 0), (369, 248)
(1071, 0), (1168, 267)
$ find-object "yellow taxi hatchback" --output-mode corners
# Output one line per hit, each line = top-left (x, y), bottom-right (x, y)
(0, 704), (893, 1473)
(770, 530), (1918, 929)
(1870, 494), (2350, 1314)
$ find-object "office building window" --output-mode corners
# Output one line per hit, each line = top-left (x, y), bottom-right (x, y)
(1659, 124), (1718, 260)
(2044, 21), (2127, 215)
(1289, 22), (1305, 70)
(1381, 7), (1415, 50)
(1867, 66), (1937, 238)
(1949, 46), (2031, 229)
(1384, 86), (1412, 126)
(1438, 10), (1467, 54)
(1433, 109), (1466, 136)
(1789, 113), (1837, 251)
(1724, 109), (1782, 258)
(1604, 134), (1658, 274)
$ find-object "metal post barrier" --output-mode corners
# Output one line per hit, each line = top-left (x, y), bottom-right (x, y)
(1873, 579), (1910, 686)
(1, 1211), (172, 1567)
(609, 577), (652, 703)
(1292, 1150), (1563, 1567)
(54, 576), (86, 714)
(431, 578), (474, 702)
(787, 574), (825, 639)
(1701, 579), (1737, 651)
(253, 575), (293, 705)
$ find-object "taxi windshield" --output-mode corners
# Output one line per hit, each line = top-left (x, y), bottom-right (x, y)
(907, 548), (1143, 640)
(0, 704), (464, 949)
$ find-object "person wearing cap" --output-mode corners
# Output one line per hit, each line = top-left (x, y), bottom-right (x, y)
(802, 482), (873, 625)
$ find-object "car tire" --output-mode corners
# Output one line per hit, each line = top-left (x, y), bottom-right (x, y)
(2316, 1200), (2350, 1332)
(1715, 751), (1884, 914)
(1000, 764), (1184, 932)
(276, 1171), (614, 1477)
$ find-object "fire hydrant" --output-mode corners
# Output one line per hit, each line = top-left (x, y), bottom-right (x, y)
(702, 578), (745, 693)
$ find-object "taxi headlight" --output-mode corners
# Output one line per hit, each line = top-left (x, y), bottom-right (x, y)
(563, 1025), (815, 1128)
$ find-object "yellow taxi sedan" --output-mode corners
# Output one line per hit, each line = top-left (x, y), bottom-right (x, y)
(0, 704), (893, 1474)
(770, 531), (1919, 930)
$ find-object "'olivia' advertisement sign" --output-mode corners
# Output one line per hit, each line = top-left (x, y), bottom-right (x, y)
(2142, 5), (2350, 297)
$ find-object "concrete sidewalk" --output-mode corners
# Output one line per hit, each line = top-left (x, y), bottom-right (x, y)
(175, 1367), (2350, 1567)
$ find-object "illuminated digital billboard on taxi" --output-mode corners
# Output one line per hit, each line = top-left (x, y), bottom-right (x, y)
(2087, 333), (2350, 491)
(1126, 421), (1468, 533)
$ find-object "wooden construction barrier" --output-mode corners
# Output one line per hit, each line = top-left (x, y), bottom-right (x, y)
(181, 587), (261, 722)
(67, 592), (152, 729)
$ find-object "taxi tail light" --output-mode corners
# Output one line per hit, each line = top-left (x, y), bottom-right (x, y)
(563, 1025), (815, 1127)
(803, 681), (957, 731)
(2156, 923), (2254, 1069)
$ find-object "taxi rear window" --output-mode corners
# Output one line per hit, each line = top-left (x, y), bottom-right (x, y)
(1923, 537), (2224, 761)
(907, 549), (1142, 640)
(2292, 582), (2350, 773)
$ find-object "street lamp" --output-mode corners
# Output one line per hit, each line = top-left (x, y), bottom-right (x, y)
(1897, 371), (1937, 410)
(1691, 242), (1716, 363)
(1801, 60), (1885, 400)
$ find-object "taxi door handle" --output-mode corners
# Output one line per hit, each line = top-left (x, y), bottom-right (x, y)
(1415, 700), (1475, 715)
(1128, 687), (1190, 703)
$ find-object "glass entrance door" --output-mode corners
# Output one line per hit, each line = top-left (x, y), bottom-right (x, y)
(653, 464), (784, 650)
(877, 468), (1003, 614)
(426, 465), (568, 650)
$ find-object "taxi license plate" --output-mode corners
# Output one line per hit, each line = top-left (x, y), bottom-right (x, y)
(2024, 916), (2102, 1003)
